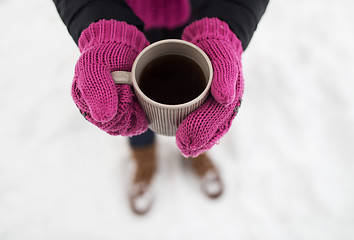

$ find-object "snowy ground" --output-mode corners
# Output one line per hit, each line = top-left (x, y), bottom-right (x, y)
(1, 0), (354, 239)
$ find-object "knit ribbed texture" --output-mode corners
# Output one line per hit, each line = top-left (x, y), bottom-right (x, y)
(176, 97), (242, 157)
(176, 18), (244, 157)
(125, 0), (191, 30)
(72, 19), (150, 136)
(182, 17), (244, 106)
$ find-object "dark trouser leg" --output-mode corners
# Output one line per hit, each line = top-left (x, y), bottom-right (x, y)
(129, 128), (155, 148)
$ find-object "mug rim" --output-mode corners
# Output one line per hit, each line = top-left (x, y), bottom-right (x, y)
(131, 39), (213, 109)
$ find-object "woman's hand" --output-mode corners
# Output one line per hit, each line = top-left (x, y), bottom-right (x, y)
(176, 18), (244, 157)
(72, 19), (150, 136)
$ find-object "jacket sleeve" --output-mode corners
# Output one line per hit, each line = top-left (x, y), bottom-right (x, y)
(53, 0), (144, 45)
(192, 0), (269, 50)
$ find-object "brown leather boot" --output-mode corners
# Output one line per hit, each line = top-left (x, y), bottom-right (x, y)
(185, 153), (224, 199)
(129, 143), (157, 215)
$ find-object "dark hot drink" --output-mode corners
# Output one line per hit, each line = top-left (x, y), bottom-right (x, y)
(139, 54), (206, 105)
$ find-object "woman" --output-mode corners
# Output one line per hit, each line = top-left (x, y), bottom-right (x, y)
(53, 0), (269, 215)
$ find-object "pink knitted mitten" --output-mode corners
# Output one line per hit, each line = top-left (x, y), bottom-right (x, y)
(125, 0), (191, 30)
(176, 18), (244, 157)
(72, 19), (150, 136)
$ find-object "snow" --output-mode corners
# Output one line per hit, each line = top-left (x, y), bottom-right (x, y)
(1, 0), (354, 239)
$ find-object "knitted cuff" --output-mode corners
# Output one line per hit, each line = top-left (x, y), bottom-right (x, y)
(182, 18), (243, 56)
(78, 19), (149, 53)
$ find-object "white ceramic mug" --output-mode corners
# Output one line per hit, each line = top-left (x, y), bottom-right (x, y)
(111, 39), (213, 136)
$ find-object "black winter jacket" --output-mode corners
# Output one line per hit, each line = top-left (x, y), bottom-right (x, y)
(53, 0), (269, 50)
